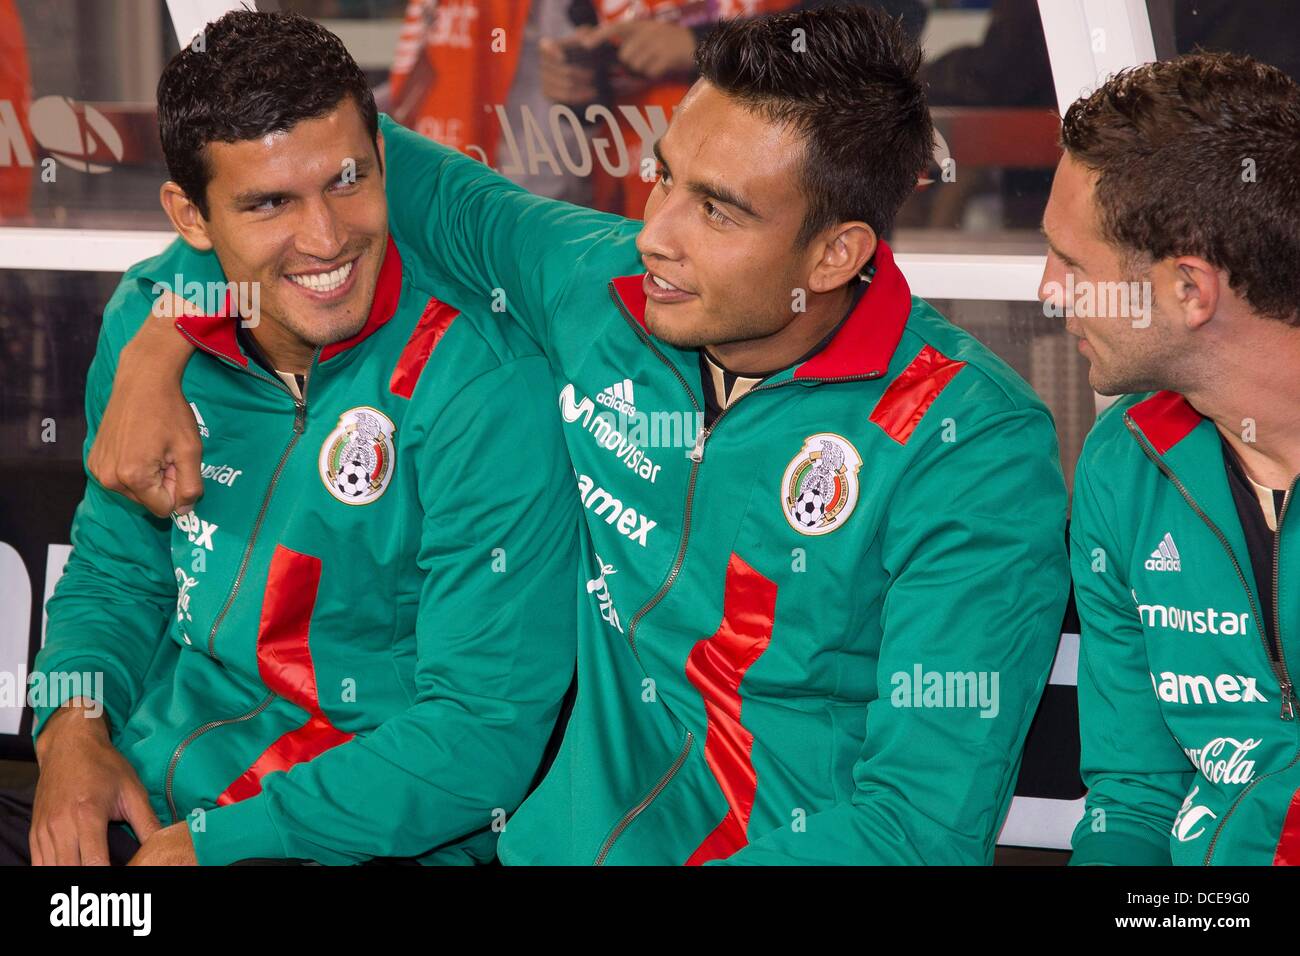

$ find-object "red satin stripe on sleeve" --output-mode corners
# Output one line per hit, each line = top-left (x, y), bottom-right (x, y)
(1273, 788), (1300, 864)
(868, 344), (966, 446)
(390, 297), (459, 398)
(217, 546), (353, 806)
(684, 553), (778, 865)
(254, 547), (323, 708)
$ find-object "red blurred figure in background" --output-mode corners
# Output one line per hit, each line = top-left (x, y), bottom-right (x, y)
(0, 0), (34, 220)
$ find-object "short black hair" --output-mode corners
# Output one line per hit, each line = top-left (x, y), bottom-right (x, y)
(1062, 52), (1300, 326)
(157, 10), (379, 219)
(696, 6), (932, 246)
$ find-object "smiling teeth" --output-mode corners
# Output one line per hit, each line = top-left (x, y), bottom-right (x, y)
(651, 274), (678, 291)
(289, 260), (353, 293)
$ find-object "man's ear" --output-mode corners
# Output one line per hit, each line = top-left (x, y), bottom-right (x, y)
(375, 127), (386, 181)
(159, 181), (214, 252)
(807, 222), (877, 295)
(1168, 254), (1221, 331)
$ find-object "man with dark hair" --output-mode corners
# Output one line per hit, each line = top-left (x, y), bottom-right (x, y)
(11, 10), (579, 866)
(1039, 53), (1300, 865)
(93, 6), (1068, 864)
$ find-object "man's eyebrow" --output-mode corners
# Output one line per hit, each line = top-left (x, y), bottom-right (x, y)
(1040, 222), (1078, 266)
(231, 187), (289, 208)
(652, 139), (669, 174)
(230, 156), (375, 208)
(344, 154), (375, 176)
(693, 176), (760, 220)
(652, 138), (761, 221)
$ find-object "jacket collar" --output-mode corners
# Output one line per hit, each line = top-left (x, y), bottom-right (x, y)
(1126, 390), (1205, 456)
(174, 235), (404, 368)
(610, 239), (913, 380)
(1125, 389), (1267, 614)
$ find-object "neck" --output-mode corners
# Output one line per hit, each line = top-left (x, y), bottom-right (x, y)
(706, 283), (854, 376)
(249, 320), (313, 376)
(1181, 326), (1300, 488)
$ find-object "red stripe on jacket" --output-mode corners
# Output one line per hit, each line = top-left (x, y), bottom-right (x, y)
(1127, 390), (1203, 455)
(1273, 789), (1300, 864)
(868, 344), (966, 445)
(217, 546), (353, 805)
(390, 296), (459, 398)
(684, 553), (778, 865)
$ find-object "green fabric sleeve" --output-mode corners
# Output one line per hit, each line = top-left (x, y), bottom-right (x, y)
(379, 114), (632, 362)
(1068, 449), (1189, 867)
(32, 268), (178, 743)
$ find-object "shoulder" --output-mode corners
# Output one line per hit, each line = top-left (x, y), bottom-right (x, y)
(100, 239), (221, 355)
(1078, 392), (1153, 479)
(896, 296), (1050, 421)
(397, 268), (544, 379)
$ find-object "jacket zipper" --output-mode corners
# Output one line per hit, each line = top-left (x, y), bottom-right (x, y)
(1271, 479), (1296, 712)
(593, 283), (882, 863)
(1124, 417), (1291, 716)
(202, 395), (308, 660)
(164, 692), (275, 823)
(171, 334), (319, 659)
(1203, 474), (1297, 865)
(164, 331), (318, 821)
(593, 731), (694, 865)
(1123, 416), (1297, 863)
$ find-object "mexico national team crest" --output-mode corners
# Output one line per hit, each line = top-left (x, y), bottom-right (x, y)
(782, 433), (863, 535)
(319, 407), (396, 505)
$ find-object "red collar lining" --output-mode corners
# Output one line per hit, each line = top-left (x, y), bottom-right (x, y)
(174, 309), (247, 367)
(320, 235), (403, 362)
(1127, 390), (1204, 455)
(609, 239), (912, 379)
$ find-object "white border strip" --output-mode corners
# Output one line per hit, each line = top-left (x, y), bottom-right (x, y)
(1049, 632), (1080, 687)
(999, 795), (1086, 851)
(0, 229), (1050, 302)
(895, 253), (1047, 302)
(1039, 0), (1156, 116)
(0, 228), (176, 273)
(164, 0), (254, 47)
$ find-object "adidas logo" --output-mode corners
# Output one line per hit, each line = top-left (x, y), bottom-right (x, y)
(597, 378), (637, 417)
(1145, 532), (1181, 572)
(190, 402), (209, 439)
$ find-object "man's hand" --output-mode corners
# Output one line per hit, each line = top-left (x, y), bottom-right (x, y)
(88, 292), (204, 518)
(31, 700), (163, 866)
(539, 28), (602, 105)
(602, 20), (698, 81)
(540, 20), (698, 106)
(127, 822), (198, 866)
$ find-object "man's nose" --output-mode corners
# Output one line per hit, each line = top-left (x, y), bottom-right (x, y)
(636, 190), (684, 266)
(295, 196), (347, 263)
(1038, 252), (1066, 311)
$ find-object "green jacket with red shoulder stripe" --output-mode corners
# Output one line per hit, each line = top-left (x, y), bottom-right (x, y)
(32, 234), (580, 865)
(1070, 391), (1299, 865)
(370, 116), (1071, 865)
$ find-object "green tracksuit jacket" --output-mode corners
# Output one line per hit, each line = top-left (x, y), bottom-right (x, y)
(31, 235), (580, 865)
(1071, 391), (1299, 865)
(137, 115), (1071, 865)
(380, 116), (1071, 865)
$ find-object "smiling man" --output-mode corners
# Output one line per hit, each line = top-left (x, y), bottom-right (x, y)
(10, 12), (578, 866)
(88, 7), (1068, 864)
